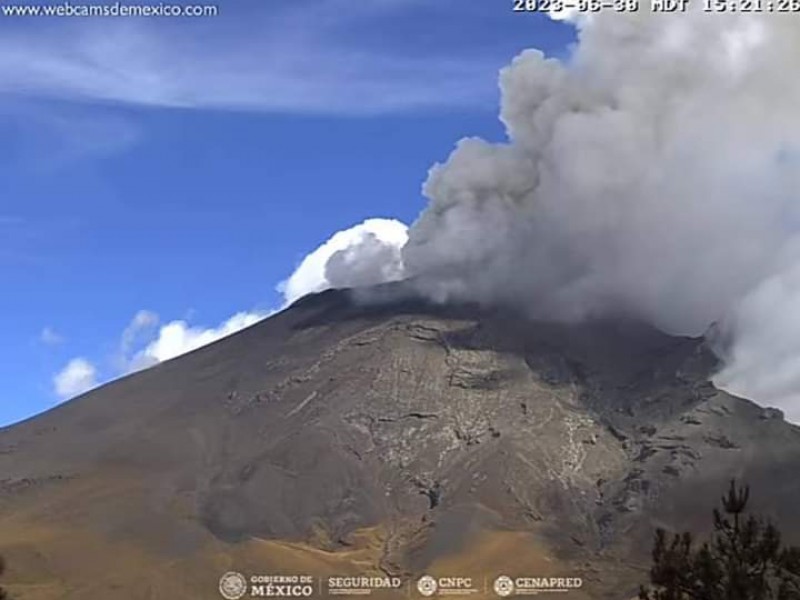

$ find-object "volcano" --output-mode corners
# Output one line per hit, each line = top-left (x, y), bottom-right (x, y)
(1, 285), (799, 599)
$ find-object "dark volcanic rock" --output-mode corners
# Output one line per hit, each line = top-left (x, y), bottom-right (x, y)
(0, 285), (799, 598)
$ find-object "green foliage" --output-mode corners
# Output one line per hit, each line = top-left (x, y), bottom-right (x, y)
(640, 480), (800, 600)
(0, 555), (7, 599)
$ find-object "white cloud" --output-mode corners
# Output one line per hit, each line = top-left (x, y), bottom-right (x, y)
(53, 310), (268, 395)
(126, 310), (267, 371)
(53, 358), (98, 400)
(40, 327), (64, 346)
(279, 218), (409, 306)
(45, 221), (409, 394)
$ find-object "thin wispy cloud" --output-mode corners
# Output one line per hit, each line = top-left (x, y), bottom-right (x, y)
(40, 327), (64, 346)
(0, 1), (504, 115)
(0, 101), (141, 172)
(0, 213), (84, 266)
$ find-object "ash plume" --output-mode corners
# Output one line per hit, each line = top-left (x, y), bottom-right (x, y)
(292, 11), (800, 420)
(397, 11), (800, 421)
(405, 11), (800, 328)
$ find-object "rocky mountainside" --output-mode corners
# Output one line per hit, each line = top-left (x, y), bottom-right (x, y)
(0, 285), (798, 599)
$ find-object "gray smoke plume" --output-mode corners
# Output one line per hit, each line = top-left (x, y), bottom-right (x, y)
(288, 11), (800, 421)
(399, 11), (800, 420)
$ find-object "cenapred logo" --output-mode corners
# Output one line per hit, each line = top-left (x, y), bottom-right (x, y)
(492, 575), (583, 596)
(219, 571), (248, 600)
(417, 575), (438, 597)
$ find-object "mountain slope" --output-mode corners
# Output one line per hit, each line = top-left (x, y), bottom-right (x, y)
(1, 286), (799, 599)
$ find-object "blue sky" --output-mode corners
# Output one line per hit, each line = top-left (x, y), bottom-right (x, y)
(0, 0), (575, 426)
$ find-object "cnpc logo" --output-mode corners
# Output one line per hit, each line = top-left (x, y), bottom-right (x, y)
(416, 574), (478, 596)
